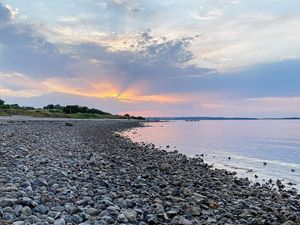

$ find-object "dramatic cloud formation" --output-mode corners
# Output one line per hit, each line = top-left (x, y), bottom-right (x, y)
(0, 0), (300, 117)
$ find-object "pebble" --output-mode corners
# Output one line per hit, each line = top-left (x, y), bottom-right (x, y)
(12, 222), (25, 225)
(178, 217), (193, 225)
(282, 221), (296, 225)
(122, 209), (138, 222)
(21, 206), (32, 217)
(54, 218), (66, 225)
(0, 120), (298, 225)
(117, 213), (128, 223)
(85, 208), (99, 216)
(159, 163), (172, 172)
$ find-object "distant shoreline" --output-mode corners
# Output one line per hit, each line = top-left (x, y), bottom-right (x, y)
(146, 117), (300, 122)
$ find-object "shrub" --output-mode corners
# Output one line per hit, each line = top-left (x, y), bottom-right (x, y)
(44, 104), (55, 109)
(63, 105), (111, 115)
(22, 106), (35, 110)
(63, 105), (81, 114)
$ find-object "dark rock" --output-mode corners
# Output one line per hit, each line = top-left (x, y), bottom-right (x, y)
(18, 197), (38, 208)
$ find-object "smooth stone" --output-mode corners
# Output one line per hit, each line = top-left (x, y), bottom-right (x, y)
(85, 208), (99, 216)
(54, 218), (66, 225)
(0, 198), (18, 207)
(12, 222), (25, 225)
(48, 211), (61, 219)
(187, 206), (201, 216)
(18, 197), (38, 207)
(32, 178), (48, 187)
(34, 205), (50, 214)
(159, 163), (172, 171)
(26, 215), (39, 223)
(178, 218), (193, 225)
(167, 209), (178, 218)
(122, 209), (138, 223)
(117, 213), (128, 223)
(78, 222), (92, 225)
(22, 206), (32, 217)
(182, 187), (192, 196)
(146, 214), (159, 224)
(46, 217), (56, 224)
(2, 212), (15, 221)
(72, 214), (83, 224)
(2, 207), (14, 214)
(103, 215), (116, 223)
(282, 221), (296, 225)
(94, 220), (108, 225)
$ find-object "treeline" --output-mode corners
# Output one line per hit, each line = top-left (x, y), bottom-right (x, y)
(124, 113), (145, 121)
(0, 99), (34, 110)
(0, 100), (110, 115)
(43, 104), (111, 115)
(0, 99), (145, 120)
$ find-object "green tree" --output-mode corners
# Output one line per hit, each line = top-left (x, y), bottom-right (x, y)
(63, 105), (82, 114)
(43, 104), (55, 109)
(0, 99), (5, 105)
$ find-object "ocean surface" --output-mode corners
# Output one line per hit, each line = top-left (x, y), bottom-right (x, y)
(123, 120), (300, 190)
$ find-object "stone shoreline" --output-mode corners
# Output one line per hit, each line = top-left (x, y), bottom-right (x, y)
(0, 119), (299, 225)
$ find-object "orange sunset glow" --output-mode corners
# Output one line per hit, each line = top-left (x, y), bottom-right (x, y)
(0, 0), (300, 117)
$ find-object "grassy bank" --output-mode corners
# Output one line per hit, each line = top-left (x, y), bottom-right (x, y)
(0, 108), (125, 119)
(0, 99), (146, 120)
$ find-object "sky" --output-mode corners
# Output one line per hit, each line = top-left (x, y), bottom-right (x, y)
(0, 0), (300, 117)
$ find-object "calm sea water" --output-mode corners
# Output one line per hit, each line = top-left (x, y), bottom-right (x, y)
(123, 120), (300, 190)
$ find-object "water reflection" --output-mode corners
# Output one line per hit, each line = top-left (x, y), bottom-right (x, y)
(123, 120), (300, 190)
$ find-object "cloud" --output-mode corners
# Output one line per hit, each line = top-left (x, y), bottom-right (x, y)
(1, 3), (211, 101)
(23, 0), (300, 72)
(194, 0), (239, 20)
(104, 0), (142, 19)
(0, 72), (50, 97)
(0, 3), (12, 24)
(1, 0), (300, 117)
(66, 30), (212, 94)
(189, 11), (300, 71)
(0, 3), (75, 77)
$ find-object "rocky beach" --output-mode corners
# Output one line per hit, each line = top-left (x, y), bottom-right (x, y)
(0, 119), (300, 225)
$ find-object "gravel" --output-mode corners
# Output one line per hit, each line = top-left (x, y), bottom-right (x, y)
(0, 119), (299, 225)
